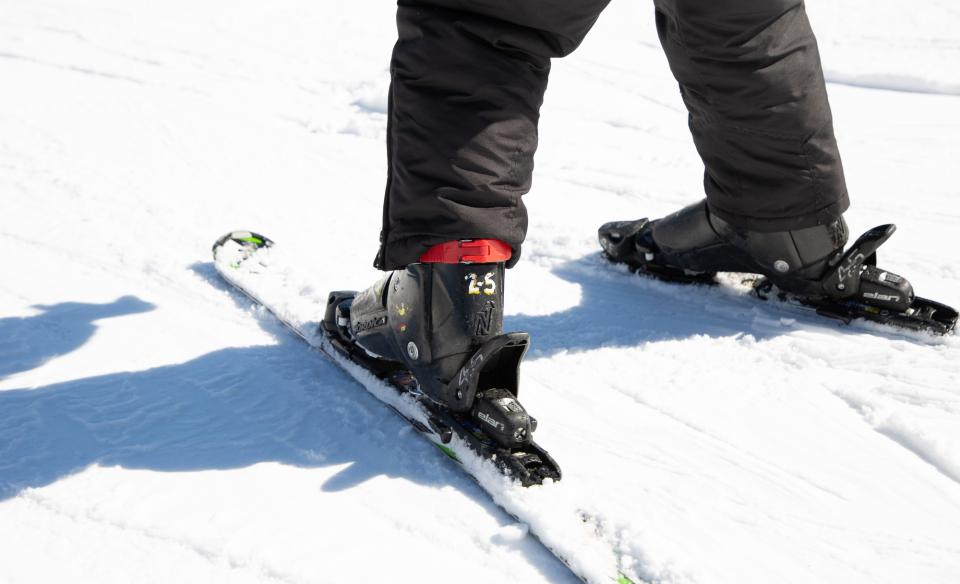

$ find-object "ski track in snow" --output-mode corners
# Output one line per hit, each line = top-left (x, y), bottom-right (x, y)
(2, 0), (960, 583)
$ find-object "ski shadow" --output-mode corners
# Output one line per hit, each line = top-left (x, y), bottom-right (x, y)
(507, 253), (940, 359)
(0, 340), (467, 501)
(0, 296), (155, 380)
(0, 274), (471, 502)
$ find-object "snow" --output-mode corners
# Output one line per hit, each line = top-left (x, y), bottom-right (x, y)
(2, 0), (959, 583)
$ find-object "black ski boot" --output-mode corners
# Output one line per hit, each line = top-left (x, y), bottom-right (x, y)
(599, 200), (847, 295)
(599, 201), (957, 334)
(321, 243), (561, 484)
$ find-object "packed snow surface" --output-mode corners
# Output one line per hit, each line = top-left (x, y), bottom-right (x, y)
(2, 1), (959, 583)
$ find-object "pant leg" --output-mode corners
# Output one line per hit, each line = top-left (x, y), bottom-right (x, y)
(375, 0), (611, 270)
(654, 0), (849, 232)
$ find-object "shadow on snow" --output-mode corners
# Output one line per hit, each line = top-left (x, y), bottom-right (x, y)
(0, 268), (471, 502)
(0, 296), (155, 380)
(507, 253), (938, 358)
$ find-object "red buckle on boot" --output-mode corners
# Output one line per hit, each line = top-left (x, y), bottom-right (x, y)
(419, 239), (512, 264)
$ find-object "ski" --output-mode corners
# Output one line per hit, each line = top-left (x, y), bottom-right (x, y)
(210, 230), (637, 584)
(600, 222), (957, 336)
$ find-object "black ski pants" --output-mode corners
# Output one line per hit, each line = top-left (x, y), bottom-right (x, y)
(375, 0), (849, 269)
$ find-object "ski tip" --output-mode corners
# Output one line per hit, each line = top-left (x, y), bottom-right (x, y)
(212, 230), (273, 252)
(212, 230), (274, 257)
(212, 230), (275, 269)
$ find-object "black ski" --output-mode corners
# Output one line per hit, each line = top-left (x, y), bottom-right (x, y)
(600, 222), (957, 335)
(320, 323), (562, 487)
